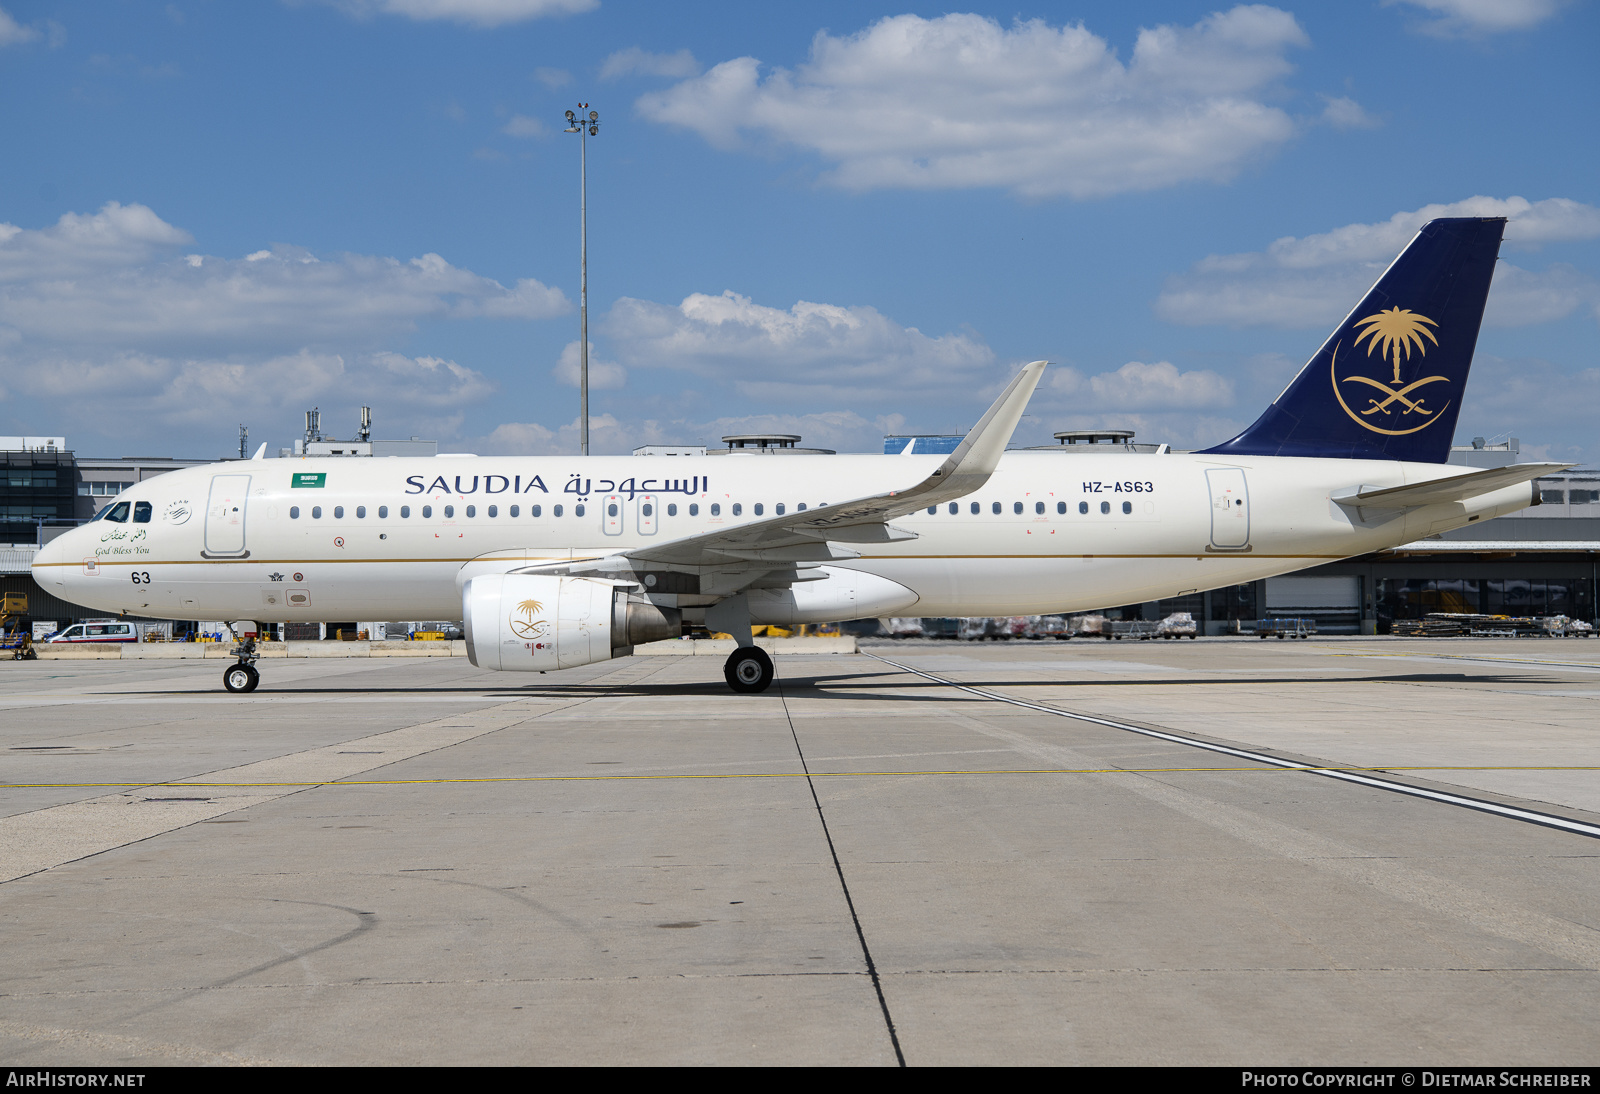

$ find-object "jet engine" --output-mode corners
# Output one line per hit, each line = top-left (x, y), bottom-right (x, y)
(462, 574), (680, 671)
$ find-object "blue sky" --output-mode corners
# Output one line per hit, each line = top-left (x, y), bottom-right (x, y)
(1, 0), (1595, 462)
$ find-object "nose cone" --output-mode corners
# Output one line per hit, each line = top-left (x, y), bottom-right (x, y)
(31, 530), (73, 591)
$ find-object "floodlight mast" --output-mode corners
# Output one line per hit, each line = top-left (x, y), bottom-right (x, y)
(564, 105), (600, 455)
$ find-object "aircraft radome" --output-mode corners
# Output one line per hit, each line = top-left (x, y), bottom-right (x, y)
(34, 217), (1563, 694)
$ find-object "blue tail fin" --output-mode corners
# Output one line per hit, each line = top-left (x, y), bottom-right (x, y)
(1200, 217), (1504, 463)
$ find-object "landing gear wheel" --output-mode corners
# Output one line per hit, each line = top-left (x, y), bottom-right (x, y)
(224, 664), (259, 693)
(724, 646), (774, 694)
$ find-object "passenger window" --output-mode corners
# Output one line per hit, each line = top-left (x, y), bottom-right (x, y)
(356, 506), (366, 518)
(444, 505), (455, 518)
(378, 505), (388, 518)
(608, 503), (618, 517)
(464, 505), (475, 518)
(1079, 501), (1089, 514)
(1013, 502), (1023, 515)
(1057, 502), (1067, 515)
(927, 506), (937, 515)
(797, 503), (807, 511)
(105, 502), (130, 523)
(575, 503), (585, 517)
(488, 505), (497, 517)
(510, 505), (520, 517)
(532, 504), (542, 517)
(1100, 501), (1110, 515)
(642, 503), (653, 517)
(992, 502), (1001, 515)
(970, 502), (979, 515)
(1122, 501), (1133, 515)
(667, 503), (677, 516)
(422, 505), (432, 518)
(753, 503), (763, 516)
(1036, 502), (1045, 515)
(710, 503), (720, 516)
(334, 506), (344, 519)
(776, 503), (785, 515)
(312, 506), (322, 519)
(689, 503), (699, 516)
(133, 502), (152, 523)
(553, 504), (563, 517)
(290, 506), (300, 519)
(732, 503), (742, 516)
(400, 505), (410, 518)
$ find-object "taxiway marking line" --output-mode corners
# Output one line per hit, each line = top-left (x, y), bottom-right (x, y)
(868, 654), (1600, 841)
(1321, 646), (1600, 671)
(7, 765), (1600, 790)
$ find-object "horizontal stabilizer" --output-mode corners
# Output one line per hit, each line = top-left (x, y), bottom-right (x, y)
(1333, 463), (1569, 509)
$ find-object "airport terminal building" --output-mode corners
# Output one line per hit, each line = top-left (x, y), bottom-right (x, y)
(3, 434), (1595, 638)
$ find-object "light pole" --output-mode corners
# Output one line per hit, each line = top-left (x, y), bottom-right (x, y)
(564, 104), (599, 456)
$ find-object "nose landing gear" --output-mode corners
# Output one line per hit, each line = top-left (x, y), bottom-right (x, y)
(222, 636), (260, 693)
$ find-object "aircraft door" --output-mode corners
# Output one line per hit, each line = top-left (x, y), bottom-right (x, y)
(603, 494), (623, 536)
(1206, 468), (1250, 550)
(637, 494), (658, 536)
(204, 473), (252, 558)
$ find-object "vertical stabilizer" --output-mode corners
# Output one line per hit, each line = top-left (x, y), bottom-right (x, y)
(1200, 217), (1504, 463)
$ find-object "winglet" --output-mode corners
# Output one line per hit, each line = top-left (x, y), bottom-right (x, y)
(932, 360), (1047, 490)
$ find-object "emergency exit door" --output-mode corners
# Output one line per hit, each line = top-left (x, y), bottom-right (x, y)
(204, 473), (251, 557)
(1206, 468), (1250, 550)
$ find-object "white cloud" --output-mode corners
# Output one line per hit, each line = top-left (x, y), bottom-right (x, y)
(1050, 360), (1235, 410)
(1319, 95), (1379, 130)
(7, 348), (492, 440)
(316, 0), (597, 28)
(1156, 196), (1600, 328)
(1386, 0), (1570, 35)
(533, 66), (570, 88)
(502, 114), (546, 138)
(600, 47), (699, 80)
(602, 289), (996, 402)
(637, 7), (1312, 199)
(0, 5), (39, 45)
(552, 340), (626, 389)
(0, 203), (569, 350)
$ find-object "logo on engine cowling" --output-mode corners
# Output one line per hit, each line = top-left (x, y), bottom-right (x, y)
(509, 598), (549, 641)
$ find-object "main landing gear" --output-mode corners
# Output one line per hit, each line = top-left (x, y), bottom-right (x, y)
(724, 646), (774, 693)
(223, 635), (260, 693)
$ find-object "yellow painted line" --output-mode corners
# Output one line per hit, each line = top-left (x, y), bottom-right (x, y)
(7, 765), (1600, 790)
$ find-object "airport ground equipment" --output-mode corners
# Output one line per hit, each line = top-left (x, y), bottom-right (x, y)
(1257, 617), (1317, 639)
(1157, 612), (1199, 639)
(1, 592), (34, 659)
(1111, 620), (1161, 641)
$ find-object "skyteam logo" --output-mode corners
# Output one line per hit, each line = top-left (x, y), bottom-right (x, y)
(1331, 307), (1451, 436)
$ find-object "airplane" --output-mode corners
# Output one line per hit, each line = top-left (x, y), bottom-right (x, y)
(33, 216), (1564, 695)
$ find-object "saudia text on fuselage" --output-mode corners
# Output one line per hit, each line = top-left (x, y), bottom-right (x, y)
(401, 473), (708, 499)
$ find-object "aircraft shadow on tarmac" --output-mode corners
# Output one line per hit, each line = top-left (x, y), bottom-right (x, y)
(89, 669), (1565, 701)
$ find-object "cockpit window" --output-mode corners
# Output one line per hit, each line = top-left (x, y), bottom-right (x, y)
(133, 502), (153, 523)
(90, 503), (114, 522)
(104, 502), (131, 523)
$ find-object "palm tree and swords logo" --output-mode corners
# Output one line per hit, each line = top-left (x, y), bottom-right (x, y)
(1330, 306), (1452, 436)
(509, 599), (550, 641)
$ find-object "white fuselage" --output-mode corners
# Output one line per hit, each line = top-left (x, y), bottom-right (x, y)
(32, 451), (1534, 623)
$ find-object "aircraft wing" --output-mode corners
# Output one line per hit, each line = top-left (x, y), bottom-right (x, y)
(1334, 462), (1569, 510)
(516, 360), (1046, 586)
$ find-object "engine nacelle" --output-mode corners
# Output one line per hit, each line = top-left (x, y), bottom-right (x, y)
(463, 574), (680, 672)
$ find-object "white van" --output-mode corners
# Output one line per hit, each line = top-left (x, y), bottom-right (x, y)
(43, 621), (138, 644)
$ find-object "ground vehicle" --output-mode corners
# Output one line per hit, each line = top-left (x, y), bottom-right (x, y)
(42, 620), (139, 643)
